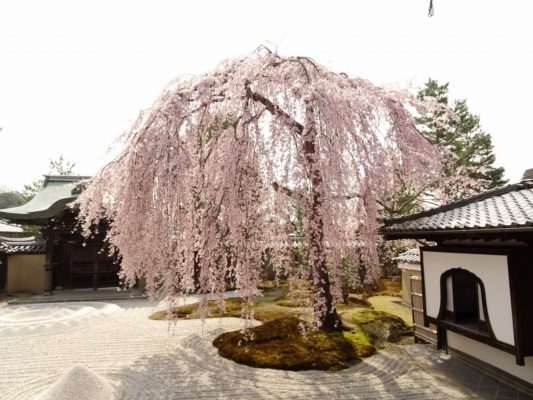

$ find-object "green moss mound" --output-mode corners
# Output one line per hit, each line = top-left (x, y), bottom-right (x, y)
(337, 295), (373, 310)
(149, 287), (301, 322)
(213, 317), (359, 371)
(346, 310), (403, 324)
(342, 330), (376, 358)
(148, 287), (414, 369)
(274, 281), (314, 308)
(342, 310), (412, 344)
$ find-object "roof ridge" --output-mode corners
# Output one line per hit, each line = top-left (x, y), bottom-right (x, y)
(382, 181), (533, 227)
(0, 235), (40, 243)
(43, 175), (91, 186)
(0, 235), (46, 254)
(44, 175), (91, 179)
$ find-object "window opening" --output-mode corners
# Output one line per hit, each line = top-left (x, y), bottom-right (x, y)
(438, 268), (494, 337)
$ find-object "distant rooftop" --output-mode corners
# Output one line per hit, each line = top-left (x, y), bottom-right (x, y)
(0, 236), (46, 254)
(0, 175), (90, 225)
(0, 221), (23, 234)
(43, 175), (91, 186)
(393, 248), (420, 264)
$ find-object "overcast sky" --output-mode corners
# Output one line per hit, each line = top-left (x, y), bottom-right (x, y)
(0, 0), (531, 191)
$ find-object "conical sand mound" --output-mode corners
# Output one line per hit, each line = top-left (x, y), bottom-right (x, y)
(34, 365), (118, 400)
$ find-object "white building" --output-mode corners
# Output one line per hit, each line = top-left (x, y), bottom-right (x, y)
(0, 221), (23, 238)
(382, 169), (533, 391)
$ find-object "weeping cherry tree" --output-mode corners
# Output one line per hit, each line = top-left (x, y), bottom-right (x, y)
(76, 50), (447, 331)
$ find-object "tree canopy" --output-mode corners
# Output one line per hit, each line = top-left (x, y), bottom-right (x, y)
(23, 155), (76, 201)
(417, 79), (507, 200)
(77, 50), (453, 330)
(0, 189), (25, 209)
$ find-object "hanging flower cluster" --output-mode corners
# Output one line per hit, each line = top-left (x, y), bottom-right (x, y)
(76, 50), (447, 330)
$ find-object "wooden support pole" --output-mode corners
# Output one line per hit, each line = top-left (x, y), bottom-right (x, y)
(93, 250), (98, 291)
(43, 228), (54, 295)
(0, 252), (7, 294)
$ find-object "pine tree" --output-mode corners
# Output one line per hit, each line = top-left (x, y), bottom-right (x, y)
(417, 79), (507, 198)
(376, 79), (507, 275)
(0, 190), (25, 209)
(22, 155), (76, 201)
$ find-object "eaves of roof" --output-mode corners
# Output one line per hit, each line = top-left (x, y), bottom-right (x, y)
(381, 181), (533, 238)
(0, 176), (89, 225)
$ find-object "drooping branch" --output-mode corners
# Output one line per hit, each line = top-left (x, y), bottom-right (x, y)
(377, 178), (443, 216)
(245, 86), (304, 135)
(75, 51), (454, 332)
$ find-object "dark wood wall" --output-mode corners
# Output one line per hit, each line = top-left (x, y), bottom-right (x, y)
(49, 212), (121, 291)
(0, 252), (7, 294)
(508, 251), (533, 363)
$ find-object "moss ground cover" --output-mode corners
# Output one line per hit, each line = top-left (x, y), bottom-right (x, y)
(149, 281), (412, 370)
(213, 317), (358, 371)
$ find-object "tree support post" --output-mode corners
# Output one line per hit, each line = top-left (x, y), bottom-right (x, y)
(43, 228), (54, 295)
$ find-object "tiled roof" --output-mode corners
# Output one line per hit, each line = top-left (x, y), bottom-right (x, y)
(382, 181), (533, 235)
(0, 221), (23, 233)
(0, 236), (46, 254)
(0, 175), (90, 224)
(393, 248), (420, 264)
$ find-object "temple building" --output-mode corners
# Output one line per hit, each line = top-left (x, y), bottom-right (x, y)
(0, 176), (120, 295)
(0, 221), (24, 238)
(381, 169), (533, 389)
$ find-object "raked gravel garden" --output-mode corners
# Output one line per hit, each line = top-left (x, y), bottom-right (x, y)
(0, 293), (477, 400)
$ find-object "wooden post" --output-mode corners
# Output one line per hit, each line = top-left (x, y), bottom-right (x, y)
(93, 251), (98, 291)
(43, 228), (54, 295)
(0, 252), (7, 294)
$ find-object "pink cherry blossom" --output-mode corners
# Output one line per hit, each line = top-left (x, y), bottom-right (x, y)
(76, 50), (451, 330)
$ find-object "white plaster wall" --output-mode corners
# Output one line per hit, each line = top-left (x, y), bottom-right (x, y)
(398, 262), (421, 271)
(422, 251), (514, 345)
(448, 331), (533, 385)
(445, 276), (454, 311)
(478, 287), (485, 321)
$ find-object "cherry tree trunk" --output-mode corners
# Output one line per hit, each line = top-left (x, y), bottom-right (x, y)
(303, 106), (341, 331)
(309, 204), (341, 331)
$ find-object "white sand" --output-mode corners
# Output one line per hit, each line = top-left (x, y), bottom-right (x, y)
(34, 366), (118, 400)
(0, 296), (473, 400)
(0, 302), (122, 337)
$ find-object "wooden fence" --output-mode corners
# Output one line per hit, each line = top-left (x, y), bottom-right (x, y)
(410, 275), (437, 343)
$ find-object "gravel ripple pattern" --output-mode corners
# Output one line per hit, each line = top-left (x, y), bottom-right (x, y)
(0, 302), (122, 337)
(0, 298), (474, 399)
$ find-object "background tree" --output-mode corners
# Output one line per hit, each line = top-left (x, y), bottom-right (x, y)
(17, 155), (76, 238)
(22, 155), (76, 201)
(417, 79), (507, 200)
(378, 79), (506, 218)
(0, 189), (25, 209)
(376, 79), (506, 276)
(77, 51), (454, 331)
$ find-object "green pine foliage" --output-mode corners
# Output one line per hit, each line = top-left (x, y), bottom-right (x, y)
(377, 80), (507, 275)
(22, 155), (76, 201)
(0, 190), (25, 209)
(417, 79), (507, 195)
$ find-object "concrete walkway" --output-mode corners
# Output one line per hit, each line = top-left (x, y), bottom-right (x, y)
(403, 345), (533, 400)
(0, 298), (530, 400)
(6, 287), (147, 304)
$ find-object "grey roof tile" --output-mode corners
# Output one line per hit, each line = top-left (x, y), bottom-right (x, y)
(393, 248), (420, 264)
(382, 181), (533, 234)
(0, 236), (46, 254)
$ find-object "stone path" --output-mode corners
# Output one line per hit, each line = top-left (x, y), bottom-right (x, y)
(8, 288), (146, 305)
(403, 346), (533, 400)
(0, 298), (520, 399)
